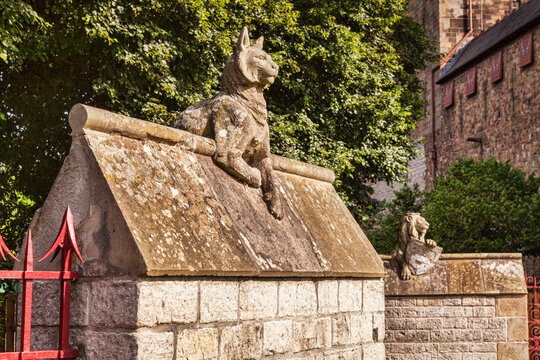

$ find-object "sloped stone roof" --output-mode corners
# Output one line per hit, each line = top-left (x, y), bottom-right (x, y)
(21, 104), (384, 278)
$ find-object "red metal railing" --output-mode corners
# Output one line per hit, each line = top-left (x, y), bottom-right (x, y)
(527, 271), (540, 360)
(0, 206), (83, 360)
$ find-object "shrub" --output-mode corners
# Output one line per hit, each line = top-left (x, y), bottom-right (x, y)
(367, 158), (540, 255)
(423, 158), (540, 254)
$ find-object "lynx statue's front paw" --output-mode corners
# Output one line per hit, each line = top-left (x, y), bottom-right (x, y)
(426, 239), (437, 247)
(401, 266), (412, 280)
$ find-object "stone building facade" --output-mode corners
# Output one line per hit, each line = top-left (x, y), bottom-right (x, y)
(433, 1), (539, 177)
(373, 0), (537, 201)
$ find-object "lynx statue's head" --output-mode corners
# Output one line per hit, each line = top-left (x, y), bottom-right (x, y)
(223, 27), (279, 93)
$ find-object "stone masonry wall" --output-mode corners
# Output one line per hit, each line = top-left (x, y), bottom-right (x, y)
(385, 294), (528, 360)
(29, 278), (385, 360)
(435, 27), (539, 177)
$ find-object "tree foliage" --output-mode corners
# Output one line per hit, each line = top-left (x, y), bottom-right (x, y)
(367, 158), (540, 255)
(365, 183), (424, 254)
(0, 0), (436, 248)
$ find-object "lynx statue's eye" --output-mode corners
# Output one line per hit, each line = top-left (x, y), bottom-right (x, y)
(257, 55), (265, 60)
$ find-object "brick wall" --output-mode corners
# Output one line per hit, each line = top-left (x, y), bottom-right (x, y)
(434, 27), (539, 177)
(385, 295), (528, 359)
(29, 278), (386, 360)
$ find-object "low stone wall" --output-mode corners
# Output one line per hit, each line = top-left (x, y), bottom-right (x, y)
(386, 295), (527, 360)
(30, 278), (385, 359)
(382, 254), (528, 360)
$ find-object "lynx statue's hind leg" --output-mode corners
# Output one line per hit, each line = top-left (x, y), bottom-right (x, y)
(256, 156), (283, 220)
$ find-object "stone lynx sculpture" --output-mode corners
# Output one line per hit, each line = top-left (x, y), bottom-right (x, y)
(173, 27), (283, 219)
(392, 213), (442, 280)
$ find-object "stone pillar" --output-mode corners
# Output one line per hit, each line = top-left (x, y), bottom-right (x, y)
(18, 105), (386, 360)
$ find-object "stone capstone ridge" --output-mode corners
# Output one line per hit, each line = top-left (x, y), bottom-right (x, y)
(69, 104), (335, 184)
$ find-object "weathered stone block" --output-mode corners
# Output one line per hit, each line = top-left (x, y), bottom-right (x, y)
(90, 281), (138, 327)
(363, 279), (385, 313)
(373, 313), (385, 342)
(134, 331), (175, 360)
(239, 281), (277, 320)
(363, 343), (385, 359)
(220, 323), (263, 360)
(293, 317), (331, 352)
(462, 296), (495, 306)
(496, 295), (527, 317)
(317, 280), (339, 314)
(332, 315), (352, 345)
(507, 317), (528, 342)
(72, 281), (90, 326)
(339, 280), (363, 312)
(351, 313), (372, 343)
(279, 281), (317, 317)
(200, 281), (238, 323)
(73, 331), (137, 360)
(497, 342), (528, 360)
(31, 281), (60, 326)
(263, 320), (293, 355)
(138, 281), (198, 326)
(31, 326), (58, 351)
(473, 306), (495, 317)
(177, 328), (219, 360)
(324, 348), (363, 360)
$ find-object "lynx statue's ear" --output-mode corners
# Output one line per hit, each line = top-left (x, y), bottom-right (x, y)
(253, 36), (264, 50)
(237, 26), (250, 52)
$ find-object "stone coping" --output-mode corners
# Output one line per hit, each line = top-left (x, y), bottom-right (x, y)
(69, 104), (335, 184)
(380, 253), (522, 260)
(382, 254), (527, 296)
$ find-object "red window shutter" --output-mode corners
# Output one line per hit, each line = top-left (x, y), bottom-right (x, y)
(466, 67), (477, 96)
(444, 80), (454, 108)
(491, 51), (503, 83)
(520, 32), (533, 67)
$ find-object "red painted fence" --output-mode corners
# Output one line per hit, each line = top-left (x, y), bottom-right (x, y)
(0, 206), (82, 360)
(527, 271), (540, 360)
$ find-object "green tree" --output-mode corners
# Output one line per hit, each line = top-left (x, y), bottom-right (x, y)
(0, 0), (436, 246)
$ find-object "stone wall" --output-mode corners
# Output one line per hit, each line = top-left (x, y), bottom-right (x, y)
(373, 0), (535, 199)
(524, 255), (540, 277)
(434, 26), (539, 177)
(382, 254), (528, 360)
(386, 295), (528, 360)
(31, 278), (385, 360)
